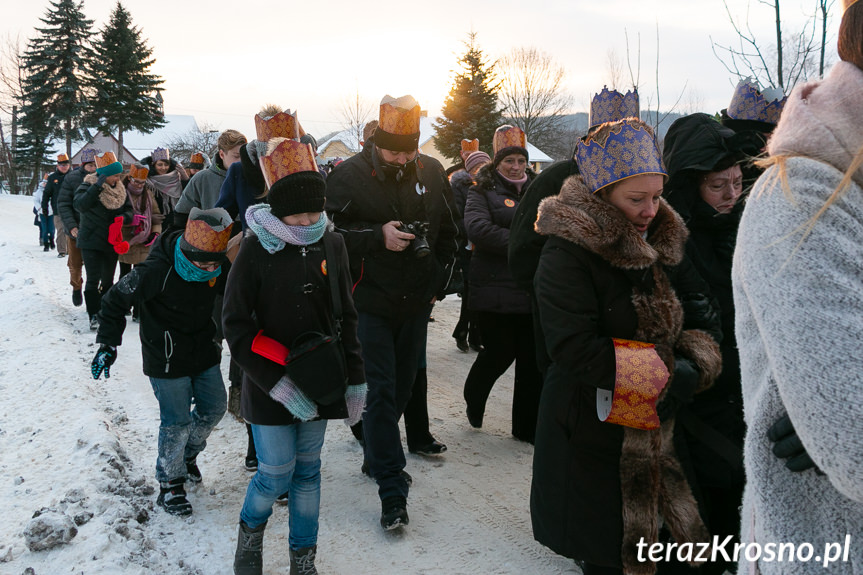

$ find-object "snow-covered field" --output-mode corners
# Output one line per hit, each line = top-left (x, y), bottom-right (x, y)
(0, 194), (579, 574)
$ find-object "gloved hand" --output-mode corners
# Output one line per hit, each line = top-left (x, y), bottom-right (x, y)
(767, 414), (821, 473)
(144, 232), (159, 246)
(91, 344), (117, 380)
(96, 173), (108, 188)
(344, 383), (367, 427)
(269, 374), (318, 421)
(656, 356), (699, 422)
(132, 214), (147, 226)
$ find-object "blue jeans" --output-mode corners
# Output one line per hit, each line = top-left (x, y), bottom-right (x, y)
(240, 420), (327, 550)
(148, 364), (226, 483)
(39, 213), (55, 244)
(358, 308), (429, 500)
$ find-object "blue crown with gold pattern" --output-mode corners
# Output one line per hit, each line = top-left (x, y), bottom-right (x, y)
(590, 87), (640, 129)
(80, 148), (101, 164)
(151, 147), (170, 162)
(726, 79), (787, 125)
(575, 119), (666, 193)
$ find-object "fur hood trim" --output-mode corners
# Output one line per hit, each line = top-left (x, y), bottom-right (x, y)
(536, 174), (688, 270)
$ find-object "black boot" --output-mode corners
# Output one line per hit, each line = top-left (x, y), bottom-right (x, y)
(234, 520), (266, 575)
(72, 289), (83, 307)
(290, 545), (318, 575)
(156, 478), (192, 516)
(380, 495), (409, 530)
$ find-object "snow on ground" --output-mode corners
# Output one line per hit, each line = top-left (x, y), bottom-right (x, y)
(0, 194), (580, 574)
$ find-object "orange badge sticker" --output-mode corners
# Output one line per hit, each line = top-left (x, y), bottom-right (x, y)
(321, 260), (327, 276)
(504, 199), (515, 208)
(208, 277), (217, 287)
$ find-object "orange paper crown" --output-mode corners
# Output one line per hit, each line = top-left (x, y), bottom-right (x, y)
(95, 152), (118, 169)
(492, 126), (526, 155)
(57, 153), (70, 163)
(190, 152), (205, 165)
(379, 102), (421, 136)
(461, 139), (479, 153)
(184, 218), (232, 253)
(597, 339), (669, 431)
(259, 139), (319, 190)
(129, 164), (149, 180)
(255, 110), (304, 142)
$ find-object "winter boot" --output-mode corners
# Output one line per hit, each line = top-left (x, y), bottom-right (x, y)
(156, 478), (192, 516)
(43, 241), (50, 252)
(49, 236), (55, 249)
(289, 546), (318, 575)
(89, 315), (100, 331)
(380, 495), (409, 530)
(233, 520), (266, 575)
(72, 289), (83, 307)
(186, 457), (202, 483)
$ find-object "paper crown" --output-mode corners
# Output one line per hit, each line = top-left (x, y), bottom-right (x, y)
(590, 86), (640, 129)
(596, 339), (669, 431)
(95, 151), (117, 168)
(726, 79), (787, 125)
(95, 152), (123, 177)
(379, 96), (421, 136)
(189, 152), (206, 168)
(844, 0), (859, 10)
(129, 164), (149, 180)
(182, 207), (233, 258)
(152, 147), (170, 162)
(575, 119), (666, 193)
(57, 153), (70, 163)
(461, 139), (479, 153)
(259, 139), (319, 190)
(492, 125), (526, 156)
(80, 148), (100, 164)
(255, 110), (302, 142)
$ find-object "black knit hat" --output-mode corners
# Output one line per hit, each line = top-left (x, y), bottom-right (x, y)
(493, 146), (529, 169)
(268, 171), (326, 217)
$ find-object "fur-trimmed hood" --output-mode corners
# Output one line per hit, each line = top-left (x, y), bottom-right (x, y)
(535, 174), (688, 270)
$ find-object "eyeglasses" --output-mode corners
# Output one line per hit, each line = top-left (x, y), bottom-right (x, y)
(193, 261), (221, 272)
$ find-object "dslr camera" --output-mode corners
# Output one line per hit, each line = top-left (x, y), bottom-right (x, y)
(399, 221), (431, 258)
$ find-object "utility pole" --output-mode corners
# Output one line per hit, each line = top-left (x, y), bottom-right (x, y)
(10, 105), (18, 194)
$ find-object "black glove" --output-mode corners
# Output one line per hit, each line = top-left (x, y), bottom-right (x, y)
(657, 356), (699, 422)
(767, 414), (821, 473)
(91, 344), (117, 379)
(96, 173), (108, 188)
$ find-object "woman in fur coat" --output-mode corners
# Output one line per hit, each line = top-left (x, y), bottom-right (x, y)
(530, 118), (723, 575)
(731, 3), (863, 573)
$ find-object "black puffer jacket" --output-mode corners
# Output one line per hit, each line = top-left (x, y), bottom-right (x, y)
(325, 142), (459, 319)
(41, 169), (66, 215)
(465, 164), (535, 314)
(73, 175), (133, 252)
(57, 166), (89, 235)
(96, 230), (225, 378)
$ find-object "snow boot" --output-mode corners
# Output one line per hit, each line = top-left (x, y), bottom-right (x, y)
(156, 478), (192, 516)
(234, 520), (266, 575)
(89, 315), (99, 331)
(72, 289), (83, 307)
(186, 458), (202, 483)
(289, 545), (318, 575)
(380, 495), (409, 530)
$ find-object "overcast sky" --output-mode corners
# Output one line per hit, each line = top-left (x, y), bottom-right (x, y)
(2, 0), (842, 141)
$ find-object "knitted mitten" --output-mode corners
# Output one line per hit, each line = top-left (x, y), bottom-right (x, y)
(269, 375), (318, 421)
(344, 383), (367, 427)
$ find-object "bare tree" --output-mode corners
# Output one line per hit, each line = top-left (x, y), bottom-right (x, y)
(163, 122), (219, 166)
(711, 0), (829, 91)
(605, 49), (624, 89)
(339, 87), (374, 150)
(0, 34), (26, 193)
(498, 47), (574, 154)
(819, 0), (837, 76)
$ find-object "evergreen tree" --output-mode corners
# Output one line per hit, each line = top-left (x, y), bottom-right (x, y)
(434, 32), (503, 165)
(21, 0), (95, 159)
(89, 1), (164, 163)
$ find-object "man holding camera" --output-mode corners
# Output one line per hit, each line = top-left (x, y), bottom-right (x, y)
(325, 94), (458, 531)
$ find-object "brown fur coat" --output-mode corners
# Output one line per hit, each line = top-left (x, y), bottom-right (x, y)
(531, 174), (722, 574)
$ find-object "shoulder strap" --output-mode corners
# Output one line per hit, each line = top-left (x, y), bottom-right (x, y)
(322, 231), (343, 334)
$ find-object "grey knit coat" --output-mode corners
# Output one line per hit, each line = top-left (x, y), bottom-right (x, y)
(732, 61), (863, 575)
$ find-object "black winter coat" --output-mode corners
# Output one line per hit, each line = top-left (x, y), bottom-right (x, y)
(325, 143), (459, 319)
(41, 169), (66, 215)
(530, 175), (723, 571)
(96, 230), (225, 378)
(508, 159), (579, 295)
(57, 166), (88, 235)
(73, 176), (132, 252)
(222, 231), (365, 425)
(464, 164), (534, 314)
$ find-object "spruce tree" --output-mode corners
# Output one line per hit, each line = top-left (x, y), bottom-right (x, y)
(89, 1), (164, 163)
(21, 0), (95, 160)
(434, 32), (503, 165)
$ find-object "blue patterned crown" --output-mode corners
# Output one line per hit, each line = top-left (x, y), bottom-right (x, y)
(590, 87), (640, 129)
(80, 148), (101, 164)
(151, 147), (170, 162)
(727, 79), (787, 125)
(575, 119), (666, 193)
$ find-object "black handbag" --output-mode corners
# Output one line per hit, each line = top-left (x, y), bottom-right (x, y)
(283, 233), (348, 406)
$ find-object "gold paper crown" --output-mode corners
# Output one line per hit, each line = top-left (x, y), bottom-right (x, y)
(255, 110), (304, 142)
(461, 139), (479, 153)
(844, 0), (859, 10)
(129, 164), (149, 180)
(190, 152), (205, 165)
(492, 125), (526, 156)
(57, 153), (70, 163)
(184, 218), (232, 253)
(259, 139), (319, 190)
(379, 102), (421, 136)
(95, 152), (118, 169)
